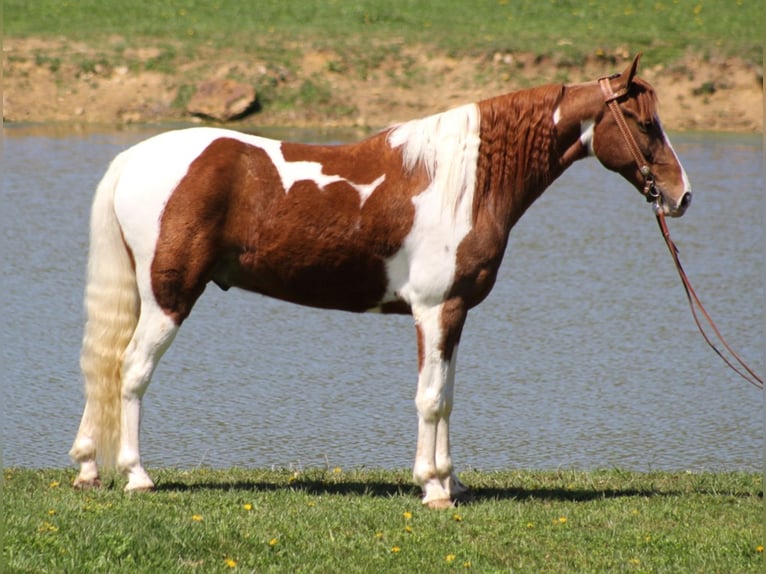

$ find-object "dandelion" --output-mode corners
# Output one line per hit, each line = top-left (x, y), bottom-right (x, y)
(463, 561), (472, 568)
(555, 516), (567, 524)
(333, 467), (342, 474)
(391, 546), (401, 553)
(403, 511), (412, 520)
(48, 509), (56, 516)
(404, 525), (413, 533)
(192, 514), (203, 522)
(375, 531), (384, 539)
(446, 554), (456, 563)
(526, 522), (535, 529)
(224, 558), (237, 568)
(38, 521), (59, 533)
(757, 545), (764, 553)
(453, 513), (463, 522)
(49, 480), (60, 488)
(268, 538), (279, 547)
(242, 503), (252, 511)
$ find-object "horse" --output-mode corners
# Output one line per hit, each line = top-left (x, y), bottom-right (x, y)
(70, 55), (691, 508)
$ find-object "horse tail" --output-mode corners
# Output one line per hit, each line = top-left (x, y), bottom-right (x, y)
(77, 150), (139, 469)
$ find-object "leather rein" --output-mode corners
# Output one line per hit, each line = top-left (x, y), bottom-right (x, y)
(599, 75), (763, 390)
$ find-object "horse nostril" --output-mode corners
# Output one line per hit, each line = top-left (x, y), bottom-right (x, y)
(680, 192), (692, 209)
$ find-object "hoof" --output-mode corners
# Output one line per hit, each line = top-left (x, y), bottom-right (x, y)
(72, 476), (101, 490)
(424, 497), (455, 510)
(124, 483), (155, 493)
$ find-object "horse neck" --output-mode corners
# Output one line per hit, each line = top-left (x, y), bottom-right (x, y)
(474, 84), (568, 231)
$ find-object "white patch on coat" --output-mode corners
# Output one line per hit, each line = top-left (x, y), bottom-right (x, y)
(384, 104), (481, 308)
(579, 119), (595, 155)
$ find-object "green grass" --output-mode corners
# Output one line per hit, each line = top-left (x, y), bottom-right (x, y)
(5, 0), (762, 65)
(3, 467), (763, 573)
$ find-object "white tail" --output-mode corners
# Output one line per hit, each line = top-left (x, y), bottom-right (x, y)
(72, 151), (139, 468)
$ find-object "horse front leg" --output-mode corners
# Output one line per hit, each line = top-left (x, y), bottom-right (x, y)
(412, 301), (467, 508)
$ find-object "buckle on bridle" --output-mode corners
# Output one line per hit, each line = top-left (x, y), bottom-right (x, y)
(642, 169), (658, 202)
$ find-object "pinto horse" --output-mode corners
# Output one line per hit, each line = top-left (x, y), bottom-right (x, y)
(70, 55), (691, 507)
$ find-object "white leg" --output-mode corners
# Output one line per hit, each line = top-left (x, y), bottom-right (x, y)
(411, 302), (466, 508)
(434, 357), (469, 499)
(70, 401), (101, 488)
(118, 303), (178, 492)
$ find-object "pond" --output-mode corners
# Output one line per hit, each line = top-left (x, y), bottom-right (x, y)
(1, 124), (762, 473)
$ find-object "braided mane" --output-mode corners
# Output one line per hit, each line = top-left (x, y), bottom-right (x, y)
(473, 83), (566, 225)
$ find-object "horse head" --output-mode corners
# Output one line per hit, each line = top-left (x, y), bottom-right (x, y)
(592, 55), (692, 217)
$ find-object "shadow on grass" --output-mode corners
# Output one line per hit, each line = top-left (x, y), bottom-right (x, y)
(154, 478), (690, 504)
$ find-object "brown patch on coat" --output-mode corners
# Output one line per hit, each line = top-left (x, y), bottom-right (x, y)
(151, 131), (427, 323)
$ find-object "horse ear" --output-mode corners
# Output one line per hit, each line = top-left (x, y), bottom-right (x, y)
(621, 53), (642, 87)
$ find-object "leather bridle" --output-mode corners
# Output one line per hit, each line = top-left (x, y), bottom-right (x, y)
(598, 73), (762, 389)
(599, 74), (659, 203)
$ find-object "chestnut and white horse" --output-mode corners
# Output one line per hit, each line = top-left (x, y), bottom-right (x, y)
(70, 56), (691, 507)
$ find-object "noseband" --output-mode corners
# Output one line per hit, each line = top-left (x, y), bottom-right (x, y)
(598, 74), (658, 203)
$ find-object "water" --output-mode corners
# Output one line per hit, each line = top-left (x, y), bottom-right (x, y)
(1, 125), (762, 473)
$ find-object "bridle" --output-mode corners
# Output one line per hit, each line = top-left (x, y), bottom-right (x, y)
(598, 73), (763, 390)
(598, 74), (659, 203)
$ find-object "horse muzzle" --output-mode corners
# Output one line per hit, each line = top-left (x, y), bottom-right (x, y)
(656, 190), (692, 218)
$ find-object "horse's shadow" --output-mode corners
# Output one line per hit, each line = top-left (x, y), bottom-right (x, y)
(154, 478), (678, 504)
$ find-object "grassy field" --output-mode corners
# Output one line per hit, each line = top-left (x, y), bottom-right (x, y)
(3, 467), (763, 572)
(6, 0), (761, 65)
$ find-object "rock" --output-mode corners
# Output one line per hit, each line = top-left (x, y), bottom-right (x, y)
(186, 78), (258, 121)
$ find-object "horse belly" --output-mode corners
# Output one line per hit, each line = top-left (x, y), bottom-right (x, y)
(219, 240), (394, 313)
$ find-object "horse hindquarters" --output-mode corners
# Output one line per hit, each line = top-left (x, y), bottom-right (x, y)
(70, 147), (182, 492)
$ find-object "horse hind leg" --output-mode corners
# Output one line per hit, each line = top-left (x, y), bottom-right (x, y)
(117, 299), (179, 492)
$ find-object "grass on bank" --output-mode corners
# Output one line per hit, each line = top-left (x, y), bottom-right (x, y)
(4, 1), (761, 122)
(6, 0), (761, 66)
(4, 467), (763, 573)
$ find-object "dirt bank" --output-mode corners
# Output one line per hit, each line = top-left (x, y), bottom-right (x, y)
(3, 38), (762, 132)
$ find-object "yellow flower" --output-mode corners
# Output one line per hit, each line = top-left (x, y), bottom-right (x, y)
(403, 511), (413, 520)
(404, 525), (413, 533)
(192, 514), (203, 522)
(242, 503), (252, 511)
(757, 545), (764, 553)
(453, 513), (463, 522)
(224, 558), (237, 568)
(446, 554), (456, 563)
(526, 522), (535, 529)
(38, 521), (59, 533)
(629, 558), (640, 566)
(332, 467), (342, 474)
(463, 561), (472, 568)
(49, 481), (60, 488)
(555, 516), (567, 524)
(268, 538), (279, 547)
(375, 531), (384, 539)
(48, 509), (56, 516)
(391, 546), (401, 553)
